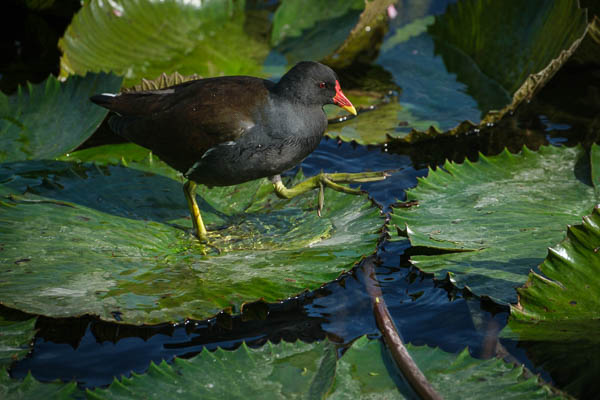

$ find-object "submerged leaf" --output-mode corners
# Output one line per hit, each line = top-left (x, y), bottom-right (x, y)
(0, 144), (382, 324)
(0, 73), (121, 162)
(390, 145), (598, 304)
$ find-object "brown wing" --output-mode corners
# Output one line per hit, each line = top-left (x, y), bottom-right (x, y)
(96, 76), (273, 173)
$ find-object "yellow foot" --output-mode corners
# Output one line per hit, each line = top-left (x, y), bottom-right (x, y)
(271, 170), (390, 216)
(183, 179), (221, 254)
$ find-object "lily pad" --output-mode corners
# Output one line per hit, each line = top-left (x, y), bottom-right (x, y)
(59, 0), (270, 86)
(0, 143), (382, 324)
(0, 73), (121, 162)
(508, 206), (600, 339)
(390, 145), (598, 304)
(343, 0), (592, 145)
(325, 96), (439, 145)
(503, 203), (600, 399)
(270, 0), (364, 65)
(330, 337), (561, 399)
(0, 317), (36, 369)
(0, 316), (74, 400)
(85, 336), (559, 399)
(0, 370), (77, 400)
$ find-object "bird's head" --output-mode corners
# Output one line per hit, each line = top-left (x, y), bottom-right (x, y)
(276, 61), (357, 115)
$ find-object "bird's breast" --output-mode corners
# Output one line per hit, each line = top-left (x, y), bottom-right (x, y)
(186, 105), (326, 186)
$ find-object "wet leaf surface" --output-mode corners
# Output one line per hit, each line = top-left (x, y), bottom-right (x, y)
(390, 145), (598, 304)
(331, 0), (592, 145)
(0, 370), (77, 400)
(0, 144), (382, 324)
(0, 317), (36, 369)
(0, 73), (121, 162)
(59, 0), (270, 86)
(503, 189), (600, 398)
(6, 336), (560, 399)
(271, 0), (364, 65)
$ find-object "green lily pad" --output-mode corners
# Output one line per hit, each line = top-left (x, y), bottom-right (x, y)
(429, 0), (587, 97)
(325, 95), (441, 145)
(390, 145), (598, 304)
(89, 339), (336, 399)
(0, 316), (73, 400)
(508, 205), (600, 340)
(0, 317), (36, 369)
(270, 0), (364, 65)
(503, 202), (600, 398)
(0, 370), (77, 400)
(358, 0), (592, 145)
(85, 336), (559, 399)
(0, 73), (121, 163)
(59, 0), (270, 86)
(0, 143), (382, 324)
(330, 337), (561, 399)
(504, 338), (600, 400)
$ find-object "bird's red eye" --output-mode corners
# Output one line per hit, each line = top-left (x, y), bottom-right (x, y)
(319, 82), (326, 88)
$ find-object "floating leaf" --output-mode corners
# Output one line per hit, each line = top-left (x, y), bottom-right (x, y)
(343, 0), (592, 145)
(0, 73), (121, 162)
(271, 0), (365, 64)
(390, 145), (598, 304)
(0, 316), (74, 400)
(329, 337), (560, 399)
(0, 317), (36, 369)
(0, 144), (382, 324)
(509, 207), (600, 338)
(326, 97), (403, 145)
(429, 0), (587, 97)
(88, 340), (337, 399)
(504, 200), (600, 398)
(85, 336), (559, 399)
(59, 0), (270, 86)
(0, 370), (77, 400)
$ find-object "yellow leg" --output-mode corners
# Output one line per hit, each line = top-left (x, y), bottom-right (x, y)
(271, 171), (389, 216)
(183, 180), (208, 242)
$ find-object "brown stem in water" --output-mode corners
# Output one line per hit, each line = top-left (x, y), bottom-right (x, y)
(362, 256), (443, 400)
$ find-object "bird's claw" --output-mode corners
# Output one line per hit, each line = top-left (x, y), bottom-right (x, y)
(271, 171), (389, 217)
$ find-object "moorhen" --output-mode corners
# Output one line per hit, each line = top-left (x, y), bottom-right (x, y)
(91, 61), (385, 243)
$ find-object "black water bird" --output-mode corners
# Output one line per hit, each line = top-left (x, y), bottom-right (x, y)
(91, 61), (384, 243)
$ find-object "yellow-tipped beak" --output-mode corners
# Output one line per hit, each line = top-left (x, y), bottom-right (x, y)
(340, 104), (357, 116)
(333, 80), (357, 116)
